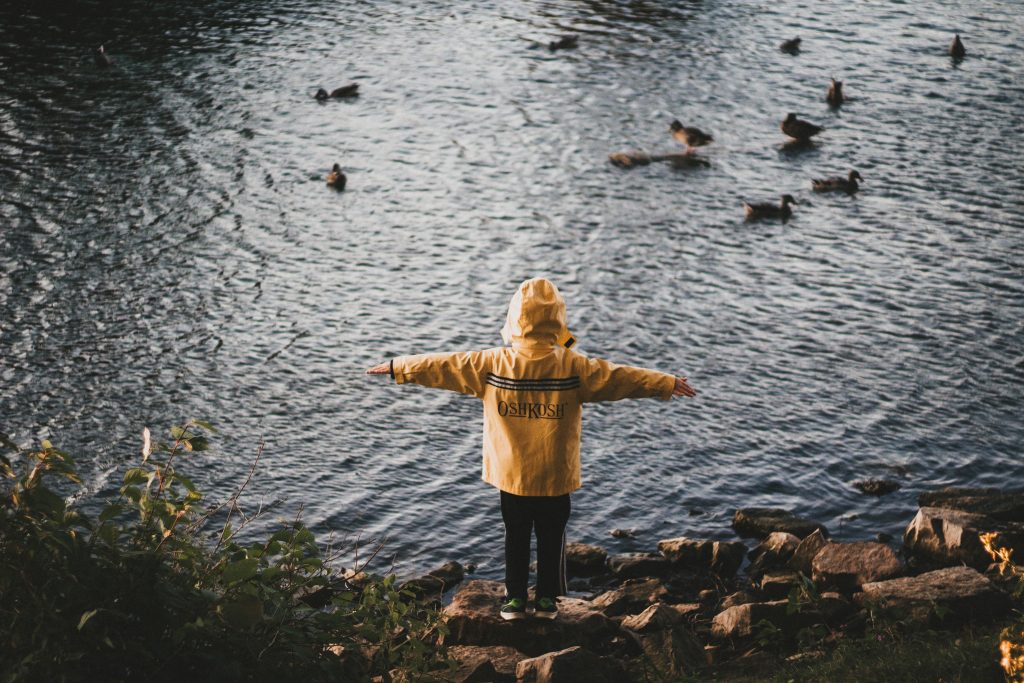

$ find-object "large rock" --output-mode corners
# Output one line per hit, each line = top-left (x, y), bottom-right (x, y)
(590, 578), (668, 617)
(918, 487), (1024, 522)
(788, 529), (830, 575)
(565, 543), (607, 577)
(903, 506), (1024, 570)
(732, 508), (827, 540)
(515, 646), (625, 683)
(445, 645), (527, 683)
(710, 600), (793, 639)
(656, 537), (748, 578)
(811, 541), (903, 593)
(746, 532), (801, 577)
(620, 603), (680, 634)
(443, 580), (618, 656)
(856, 566), (1008, 625)
(608, 552), (670, 579)
(401, 561), (465, 600)
(636, 628), (706, 677)
(759, 571), (802, 600)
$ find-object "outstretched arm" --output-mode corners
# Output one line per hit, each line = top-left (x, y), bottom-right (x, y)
(366, 362), (390, 375)
(673, 376), (697, 398)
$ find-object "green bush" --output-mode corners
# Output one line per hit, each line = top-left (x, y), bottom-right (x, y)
(0, 424), (452, 683)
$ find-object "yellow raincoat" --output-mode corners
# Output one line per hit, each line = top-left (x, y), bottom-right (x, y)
(392, 278), (675, 496)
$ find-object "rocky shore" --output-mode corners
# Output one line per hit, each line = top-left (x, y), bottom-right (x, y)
(397, 487), (1023, 682)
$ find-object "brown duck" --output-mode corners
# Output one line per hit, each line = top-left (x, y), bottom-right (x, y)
(669, 120), (713, 153)
(549, 35), (579, 51)
(780, 37), (801, 54)
(94, 45), (113, 68)
(744, 194), (797, 221)
(812, 170), (862, 193)
(326, 163), (347, 190)
(826, 79), (844, 106)
(781, 113), (823, 141)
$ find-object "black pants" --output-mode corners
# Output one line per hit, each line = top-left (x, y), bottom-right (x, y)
(500, 490), (570, 600)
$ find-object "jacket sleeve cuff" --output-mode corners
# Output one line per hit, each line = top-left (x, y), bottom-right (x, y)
(389, 359), (395, 380)
(660, 373), (676, 400)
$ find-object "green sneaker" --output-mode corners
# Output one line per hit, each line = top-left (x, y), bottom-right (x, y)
(533, 596), (558, 620)
(500, 597), (527, 621)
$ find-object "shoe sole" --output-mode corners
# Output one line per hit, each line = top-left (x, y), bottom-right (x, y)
(499, 612), (528, 621)
(533, 612), (558, 620)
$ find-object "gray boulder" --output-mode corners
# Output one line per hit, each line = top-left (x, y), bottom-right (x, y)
(515, 646), (625, 683)
(857, 566), (1008, 625)
(747, 531), (801, 577)
(788, 529), (830, 575)
(811, 541), (903, 593)
(903, 506), (1024, 570)
(732, 508), (827, 539)
(401, 561), (465, 599)
(445, 644), (527, 683)
(656, 537), (748, 578)
(590, 577), (668, 617)
(443, 580), (617, 656)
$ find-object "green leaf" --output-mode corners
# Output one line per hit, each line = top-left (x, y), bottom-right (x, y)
(218, 594), (264, 629)
(222, 558), (259, 584)
(78, 609), (99, 631)
(99, 503), (125, 523)
(123, 468), (148, 485)
(192, 419), (218, 433)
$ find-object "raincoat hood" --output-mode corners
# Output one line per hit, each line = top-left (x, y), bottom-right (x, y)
(500, 278), (576, 349)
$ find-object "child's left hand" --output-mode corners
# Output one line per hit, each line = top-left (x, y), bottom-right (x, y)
(366, 362), (390, 375)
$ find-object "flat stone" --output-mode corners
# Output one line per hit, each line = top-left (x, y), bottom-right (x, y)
(565, 543), (608, 577)
(720, 590), (756, 610)
(789, 529), (830, 576)
(747, 532), (801, 577)
(760, 571), (802, 599)
(620, 603), (680, 634)
(637, 628), (706, 677)
(856, 566), (1008, 625)
(668, 603), (702, 620)
(516, 646), (625, 683)
(656, 537), (748, 578)
(903, 506), (1024, 570)
(711, 600), (792, 639)
(608, 552), (670, 580)
(732, 508), (828, 540)
(443, 580), (618, 657)
(811, 541), (903, 592)
(590, 578), (668, 617)
(445, 645), (526, 683)
(918, 487), (1024, 522)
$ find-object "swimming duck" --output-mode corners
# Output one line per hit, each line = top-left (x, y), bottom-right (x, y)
(315, 88), (329, 101)
(744, 194), (797, 221)
(780, 37), (801, 54)
(826, 78), (844, 106)
(812, 170), (863, 193)
(950, 34), (966, 59)
(669, 120), (713, 153)
(781, 113), (823, 141)
(326, 163), (347, 190)
(94, 45), (112, 68)
(549, 34), (579, 51)
(330, 83), (359, 98)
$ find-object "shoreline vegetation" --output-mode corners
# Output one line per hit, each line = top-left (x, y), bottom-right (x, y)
(1, 424), (1022, 682)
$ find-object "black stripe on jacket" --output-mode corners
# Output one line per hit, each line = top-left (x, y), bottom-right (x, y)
(485, 373), (581, 392)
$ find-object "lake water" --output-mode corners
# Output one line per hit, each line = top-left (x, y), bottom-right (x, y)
(2, 0), (1022, 580)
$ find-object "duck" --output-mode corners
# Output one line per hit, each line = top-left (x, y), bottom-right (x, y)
(315, 88), (329, 101)
(781, 113), (823, 141)
(669, 120), (713, 153)
(326, 163), (347, 190)
(812, 170), (863, 193)
(743, 194), (797, 221)
(780, 37), (801, 54)
(950, 34), (966, 59)
(94, 45), (113, 68)
(330, 83), (359, 98)
(548, 34), (579, 51)
(826, 78), (844, 106)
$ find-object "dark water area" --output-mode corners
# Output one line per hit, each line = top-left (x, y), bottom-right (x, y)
(2, 0), (1023, 580)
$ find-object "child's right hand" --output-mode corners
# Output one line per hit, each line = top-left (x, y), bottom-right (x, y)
(673, 376), (697, 398)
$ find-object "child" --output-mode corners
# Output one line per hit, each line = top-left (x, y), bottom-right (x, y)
(367, 277), (696, 620)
